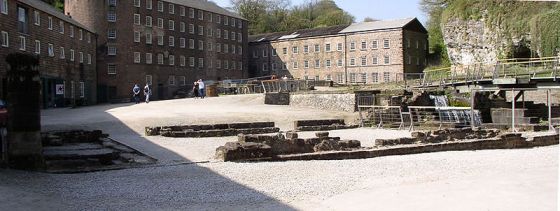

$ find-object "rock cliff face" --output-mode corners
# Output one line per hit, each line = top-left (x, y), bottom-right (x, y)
(443, 18), (505, 65)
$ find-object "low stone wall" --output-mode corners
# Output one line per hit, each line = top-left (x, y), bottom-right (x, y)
(264, 92), (290, 105)
(215, 131), (361, 161)
(162, 127), (280, 138)
(290, 93), (356, 112)
(293, 119), (359, 131)
(375, 128), (500, 146)
(145, 122), (277, 137)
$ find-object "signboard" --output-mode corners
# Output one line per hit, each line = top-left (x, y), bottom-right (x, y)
(56, 84), (65, 95)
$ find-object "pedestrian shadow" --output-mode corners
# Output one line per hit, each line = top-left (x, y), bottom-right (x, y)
(0, 102), (297, 210)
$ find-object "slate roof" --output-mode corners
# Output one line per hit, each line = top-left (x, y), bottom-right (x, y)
(249, 17), (426, 43)
(19, 0), (94, 32)
(166, 0), (245, 20)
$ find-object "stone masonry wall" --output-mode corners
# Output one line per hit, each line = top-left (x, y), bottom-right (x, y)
(290, 93), (356, 112)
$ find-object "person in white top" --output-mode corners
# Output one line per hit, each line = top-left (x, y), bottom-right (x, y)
(143, 84), (151, 103)
(198, 79), (206, 99)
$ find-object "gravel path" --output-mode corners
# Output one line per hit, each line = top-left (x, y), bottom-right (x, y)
(0, 146), (556, 210)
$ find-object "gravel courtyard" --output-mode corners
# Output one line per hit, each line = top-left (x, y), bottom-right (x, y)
(1, 94), (558, 210)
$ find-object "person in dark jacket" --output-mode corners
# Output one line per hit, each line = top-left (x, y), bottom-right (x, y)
(192, 81), (199, 98)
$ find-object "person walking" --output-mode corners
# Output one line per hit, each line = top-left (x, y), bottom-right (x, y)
(143, 84), (151, 103)
(192, 81), (199, 99)
(132, 84), (141, 104)
(198, 79), (205, 99)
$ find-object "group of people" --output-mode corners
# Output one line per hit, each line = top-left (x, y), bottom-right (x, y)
(192, 79), (205, 99)
(132, 83), (151, 104)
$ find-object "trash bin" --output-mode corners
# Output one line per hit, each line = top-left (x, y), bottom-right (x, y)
(206, 84), (218, 97)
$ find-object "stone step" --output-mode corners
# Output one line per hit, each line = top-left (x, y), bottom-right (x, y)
(43, 148), (117, 164)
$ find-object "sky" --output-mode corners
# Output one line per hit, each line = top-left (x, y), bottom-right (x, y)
(211, 0), (427, 24)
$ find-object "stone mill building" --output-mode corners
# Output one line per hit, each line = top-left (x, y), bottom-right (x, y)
(248, 18), (428, 84)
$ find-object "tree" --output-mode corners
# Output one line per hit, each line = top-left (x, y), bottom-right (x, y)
(419, 0), (450, 66)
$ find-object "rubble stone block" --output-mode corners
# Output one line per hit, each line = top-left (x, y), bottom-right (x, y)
(215, 142), (273, 161)
(313, 139), (341, 152)
(286, 131), (299, 139)
(316, 132), (329, 138)
(339, 140), (361, 149)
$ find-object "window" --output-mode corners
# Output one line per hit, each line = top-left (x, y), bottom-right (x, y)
(146, 16), (152, 27)
(337, 59), (343, 67)
(198, 10), (203, 20)
(79, 29), (83, 40)
(69, 26), (74, 37)
(252, 51), (258, 58)
(180, 22), (185, 32)
(292, 46), (298, 54)
(416, 40), (419, 49)
(372, 73), (379, 83)
(416, 57), (420, 65)
(272, 63), (277, 70)
(293, 61), (298, 69)
(207, 42), (213, 51)
(271, 49), (277, 56)
(34, 40), (40, 54)
(360, 73), (367, 83)
(134, 0), (140, 7)
(189, 24), (194, 34)
(304, 60), (309, 69)
(304, 45), (309, 53)
(79, 82), (85, 98)
(189, 39), (194, 49)
(198, 25), (204, 36)
(1, 0), (7, 14)
(157, 35), (163, 45)
(350, 58), (356, 66)
(169, 55), (174, 65)
(383, 39), (390, 48)
(350, 42), (356, 51)
(282, 47), (287, 55)
(337, 73), (344, 84)
(215, 43), (220, 52)
(79, 52), (84, 63)
(146, 53), (152, 64)
(48, 17), (52, 30)
(216, 29), (221, 38)
(1, 31), (8, 47)
(231, 18), (236, 27)
(384, 72), (390, 82)
(231, 32), (235, 40)
(372, 57), (378, 65)
(262, 49), (268, 57)
(146, 0), (152, 9)
(157, 18), (163, 28)
(70, 49), (74, 61)
(189, 57), (195, 67)
(168, 20), (174, 30)
(18, 6), (28, 34)
(18, 36), (25, 51)
(198, 58), (204, 68)
(108, 29), (116, 39)
(168, 75), (175, 86)
(107, 64), (117, 75)
(146, 33), (152, 44)
(384, 56), (390, 64)
(107, 11), (116, 22)
(134, 14), (140, 25)
(361, 56), (367, 66)
(406, 39), (410, 48)
(314, 44), (320, 52)
(326, 59), (331, 68)
(134, 31), (141, 42)
(223, 30), (228, 39)
(262, 63), (268, 72)
(107, 46), (116, 55)
(157, 53), (163, 64)
(198, 40), (203, 50)
(169, 36), (174, 46)
(223, 44), (228, 53)
(349, 73), (356, 83)
(207, 28), (213, 37)
(180, 38), (185, 48)
(216, 59), (221, 69)
(87, 54), (91, 64)
(326, 75), (332, 81)
(157, 1), (163, 12)
(179, 76), (186, 86)
(108, 0), (116, 6)
(189, 8), (194, 18)
(361, 41), (367, 50)
(337, 43), (343, 51)
(372, 40), (378, 49)
(168, 3), (174, 14)
(59, 47), (65, 59)
(180, 56), (185, 66)
(325, 43), (331, 52)
(180, 6), (185, 16)
(315, 60), (320, 68)
(407, 56), (412, 65)
(146, 75), (152, 85)
(34, 11), (40, 25)
(134, 52), (140, 63)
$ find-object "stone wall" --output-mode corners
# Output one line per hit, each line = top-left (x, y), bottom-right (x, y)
(264, 92), (290, 105)
(443, 18), (504, 65)
(290, 93), (356, 112)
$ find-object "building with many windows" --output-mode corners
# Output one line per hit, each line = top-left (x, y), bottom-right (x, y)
(65, 0), (248, 102)
(248, 18), (428, 84)
(0, 0), (97, 107)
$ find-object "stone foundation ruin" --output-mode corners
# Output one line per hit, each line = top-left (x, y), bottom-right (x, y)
(145, 122), (281, 137)
(294, 119), (358, 131)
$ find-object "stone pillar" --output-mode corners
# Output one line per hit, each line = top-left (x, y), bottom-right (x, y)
(5, 53), (44, 170)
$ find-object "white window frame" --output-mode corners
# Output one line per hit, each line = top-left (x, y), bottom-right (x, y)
(70, 49), (75, 61)
(146, 16), (152, 27)
(134, 52), (141, 63)
(134, 0), (140, 7)
(108, 64), (117, 75)
(34, 11), (40, 25)
(169, 36), (174, 47)
(134, 14), (141, 25)
(59, 47), (65, 59)
(146, 0), (152, 9)
(1, 0), (7, 15)
(18, 36), (25, 51)
(34, 40), (40, 54)
(2, 31), (9, 47)
(134, 31), (141, 42)
(146, 53), (152, 64)
(169, 55), (174, 66)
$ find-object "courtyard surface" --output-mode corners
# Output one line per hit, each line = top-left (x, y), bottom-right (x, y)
(1, 94), (558, 210)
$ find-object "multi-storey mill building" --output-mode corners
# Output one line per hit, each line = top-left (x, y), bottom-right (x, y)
(249, 18), (428, 84)
(65, 0), (248, 102)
